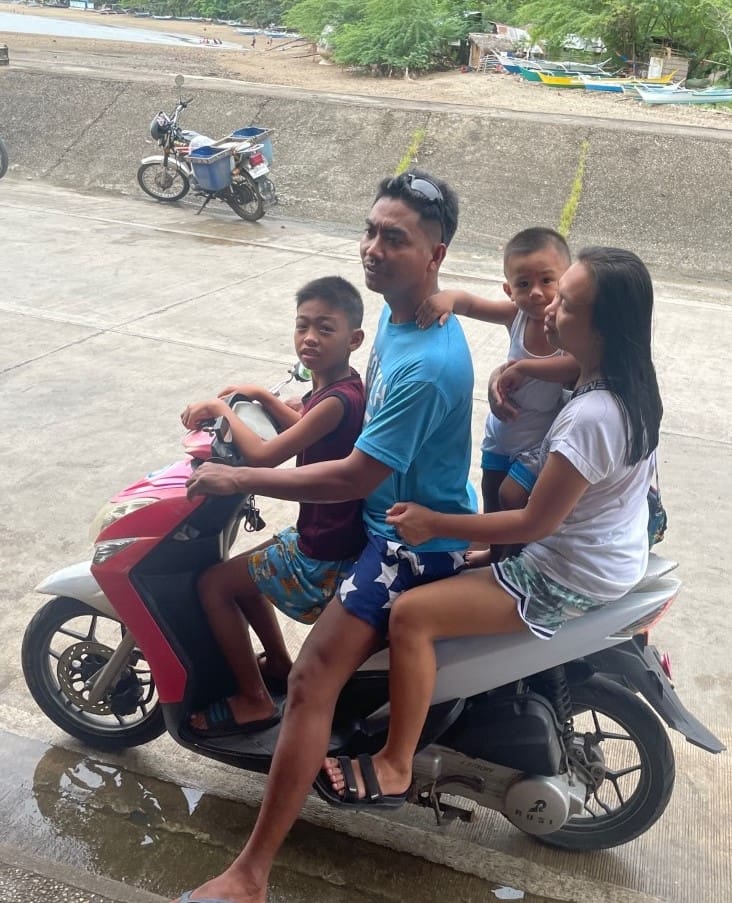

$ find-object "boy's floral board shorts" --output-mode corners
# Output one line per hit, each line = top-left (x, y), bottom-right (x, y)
(248, 526), (357, 624)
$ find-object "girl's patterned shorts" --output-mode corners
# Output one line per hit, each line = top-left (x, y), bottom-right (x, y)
(492, 554), (605, 639)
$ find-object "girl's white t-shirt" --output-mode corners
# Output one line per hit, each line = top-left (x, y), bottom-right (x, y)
(523, 389), (653, 601)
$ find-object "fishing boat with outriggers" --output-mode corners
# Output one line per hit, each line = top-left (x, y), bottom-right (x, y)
(532, 70), (676, 89)
(632, 84), (732, 104)
(579, 73), (679, 93)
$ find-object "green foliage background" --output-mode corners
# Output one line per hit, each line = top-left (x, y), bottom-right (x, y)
(124, 0), (732, 78)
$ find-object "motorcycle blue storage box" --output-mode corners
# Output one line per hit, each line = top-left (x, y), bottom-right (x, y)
(230, 126), (273, 165)
(187, 146), (232, 192)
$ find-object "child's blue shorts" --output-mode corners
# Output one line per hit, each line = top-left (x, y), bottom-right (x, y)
(248, 526), (357, 625)
(481, 445), (542, 493)
(338, 531), (467, 634)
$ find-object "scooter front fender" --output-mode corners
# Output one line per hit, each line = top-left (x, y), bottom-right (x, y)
(35, 561), (118, 619)
(139, 154), (192, 178)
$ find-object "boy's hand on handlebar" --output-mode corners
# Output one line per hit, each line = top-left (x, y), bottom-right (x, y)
(386, 501), (437, 546)
(181, 399), (227, 429)
(186, 462), (243, 499)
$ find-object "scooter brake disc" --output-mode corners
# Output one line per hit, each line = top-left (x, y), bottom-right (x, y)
(56, 641), (118, 715)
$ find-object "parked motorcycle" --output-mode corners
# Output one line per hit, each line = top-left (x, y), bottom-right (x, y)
(136, 75), (275, 222)
(22, 367), (724, 851)
(0, 136), (8, 179)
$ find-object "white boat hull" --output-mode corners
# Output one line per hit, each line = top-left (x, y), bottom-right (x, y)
(635, 86), (732, 104)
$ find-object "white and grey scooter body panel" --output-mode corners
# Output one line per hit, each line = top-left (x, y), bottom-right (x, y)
(35, 561), (118, 619)
(360, 554), (680, 704)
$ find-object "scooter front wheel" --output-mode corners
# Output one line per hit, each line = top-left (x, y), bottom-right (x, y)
(225, 171), (264, 221)
(0, 137), (8, 179)
(137, 160), (190, 202)
(21, 596), (165, 750)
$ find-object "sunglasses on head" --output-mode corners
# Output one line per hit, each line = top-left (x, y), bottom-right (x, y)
(401, 173), (444, 204)
(389, 173), (446, 242)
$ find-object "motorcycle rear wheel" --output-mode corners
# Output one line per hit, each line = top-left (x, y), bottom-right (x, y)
(226, 171), (264, 222)
(22, 596), (165, 750)
(0, 137), (8, 179)
(137, 160), (190, 202)
(538, 675), (675, 850)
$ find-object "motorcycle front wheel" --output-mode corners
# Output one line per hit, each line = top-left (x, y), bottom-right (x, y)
(137, 161), (190, 202)
(539, 675), (675, 850)
(22, 596), (165, 750)
(0, 137), (8, 179)
(226, 171), (264, 222)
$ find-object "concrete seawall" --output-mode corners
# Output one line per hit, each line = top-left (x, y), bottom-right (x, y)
(1, 68), (730, 280)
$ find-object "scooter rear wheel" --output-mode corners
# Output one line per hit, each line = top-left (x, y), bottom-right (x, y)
(0, 137), (8, 179)
(22, 596), (165, 750)
(137, 160), (190, 202)
(226, 171), (265, 221)
(538, 675), (675, 850)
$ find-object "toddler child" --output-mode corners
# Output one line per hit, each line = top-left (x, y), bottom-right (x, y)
(417, 227), (579, 562)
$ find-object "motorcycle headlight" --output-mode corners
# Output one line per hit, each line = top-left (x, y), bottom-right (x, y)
(93, 538), (138, 565)
(89, 498), (158, 542)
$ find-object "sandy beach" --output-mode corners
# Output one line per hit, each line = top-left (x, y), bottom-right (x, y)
(2, 4), (731, 131)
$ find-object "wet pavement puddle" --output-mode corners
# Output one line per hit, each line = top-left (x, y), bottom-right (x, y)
(0, 730), (550, 901)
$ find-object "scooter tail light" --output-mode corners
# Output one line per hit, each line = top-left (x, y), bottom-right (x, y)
(624, 589), (680, 636)
(249, 152), (265, 167)
(660, 652), (673, 680)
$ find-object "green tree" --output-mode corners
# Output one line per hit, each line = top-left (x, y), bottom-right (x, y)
(283, 0), (365, 41)
(331, 0), (465, 73)
(700, 0), (732, 76)
(516, 0), (730, 69)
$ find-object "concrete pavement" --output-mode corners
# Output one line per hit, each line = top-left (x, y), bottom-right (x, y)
(0, 179), (729, 902)
(0, 843), (166, 903)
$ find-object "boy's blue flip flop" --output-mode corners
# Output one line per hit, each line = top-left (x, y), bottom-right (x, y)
(190, 697), (280, 738)
(313, 754), (408, 810)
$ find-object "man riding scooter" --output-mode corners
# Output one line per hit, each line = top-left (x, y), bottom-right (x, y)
(179, 169), (475, 903)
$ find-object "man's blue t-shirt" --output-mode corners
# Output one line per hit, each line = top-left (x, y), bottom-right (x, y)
(355, 305), (475, 552)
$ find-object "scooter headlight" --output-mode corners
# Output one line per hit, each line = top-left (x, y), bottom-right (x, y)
(93, 538), (138, 565)
(89, 498), (158, 542)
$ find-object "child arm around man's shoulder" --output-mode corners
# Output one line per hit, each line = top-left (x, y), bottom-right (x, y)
(415, 289), (516, 330)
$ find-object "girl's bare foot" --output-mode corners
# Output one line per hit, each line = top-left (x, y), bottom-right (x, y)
(464, 547), (492, 568)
